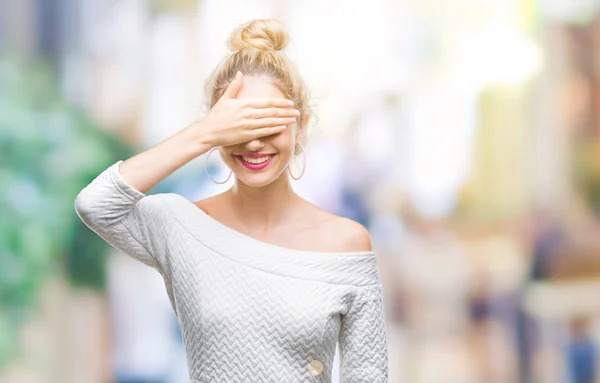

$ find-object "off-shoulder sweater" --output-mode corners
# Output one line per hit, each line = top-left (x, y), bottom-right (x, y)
(74, 160), (389, 383)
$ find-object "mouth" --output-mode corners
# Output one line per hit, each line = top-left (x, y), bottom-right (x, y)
(236, 154), (276, 170)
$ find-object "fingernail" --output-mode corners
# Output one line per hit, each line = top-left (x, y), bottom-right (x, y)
(236, 71), (243, 79)
(286, 100), (294, 106)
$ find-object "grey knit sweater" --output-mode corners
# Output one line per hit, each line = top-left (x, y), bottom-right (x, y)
(74, 160), (389, 383)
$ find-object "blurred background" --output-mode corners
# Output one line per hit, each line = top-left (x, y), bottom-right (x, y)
(2, 0), (600, 382)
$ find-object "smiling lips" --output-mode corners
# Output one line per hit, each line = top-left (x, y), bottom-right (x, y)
(236, 154), (276, 170)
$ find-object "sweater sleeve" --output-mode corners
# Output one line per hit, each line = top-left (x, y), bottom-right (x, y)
(339, 282), (389, 382)
(74, 160), (171, 270)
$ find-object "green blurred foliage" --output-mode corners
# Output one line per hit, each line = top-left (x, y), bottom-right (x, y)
(0, 57), (133, 367)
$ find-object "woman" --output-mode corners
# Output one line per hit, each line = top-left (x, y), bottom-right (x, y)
(75, 19), (388, 382)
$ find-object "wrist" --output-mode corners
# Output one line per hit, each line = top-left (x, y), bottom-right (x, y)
(179, 120), (215, 156)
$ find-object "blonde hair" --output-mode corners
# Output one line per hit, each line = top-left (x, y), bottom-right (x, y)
(205, 19), (311, 149)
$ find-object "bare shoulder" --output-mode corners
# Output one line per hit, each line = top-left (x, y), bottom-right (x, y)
(308, 205), (373, 253)
(329, 215), (373, 252)
(191, 193), (225, 216)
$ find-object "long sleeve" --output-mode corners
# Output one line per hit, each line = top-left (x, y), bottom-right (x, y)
(74, 160), (172, 271)
(339, 283), (389, 382)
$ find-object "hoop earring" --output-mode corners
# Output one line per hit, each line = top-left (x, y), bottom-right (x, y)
(288, 142), (306, 180)
(205, 147), (232, 184)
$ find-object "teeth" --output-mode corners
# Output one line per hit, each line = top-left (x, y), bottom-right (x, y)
(242, 155), (273, 164)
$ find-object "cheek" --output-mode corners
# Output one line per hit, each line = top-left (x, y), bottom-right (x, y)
(219, 148), (236, 163)
(273, 132), (295, 153)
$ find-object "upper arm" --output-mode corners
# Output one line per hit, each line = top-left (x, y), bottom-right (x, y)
(113, 195), (172, 267)
(74, 161), (172, 270)
(339, 283), (389, 382)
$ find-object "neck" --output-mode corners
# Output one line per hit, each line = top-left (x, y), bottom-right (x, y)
(226, 173), (301, 229)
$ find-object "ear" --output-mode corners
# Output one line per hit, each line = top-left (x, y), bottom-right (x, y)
(294, 114), (309, 144)
(294, 129), (305, 148)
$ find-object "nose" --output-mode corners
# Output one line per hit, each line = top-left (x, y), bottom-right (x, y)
(243, 138), (265, 151)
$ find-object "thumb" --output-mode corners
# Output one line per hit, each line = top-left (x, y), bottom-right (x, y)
(221, 71), (243, 100)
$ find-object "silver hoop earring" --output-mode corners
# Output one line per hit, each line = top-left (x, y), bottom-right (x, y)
(288, 142), (306, 180)
(205, 147), (232, 184)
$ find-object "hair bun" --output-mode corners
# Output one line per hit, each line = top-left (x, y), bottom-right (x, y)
(227, 19), (289, 52)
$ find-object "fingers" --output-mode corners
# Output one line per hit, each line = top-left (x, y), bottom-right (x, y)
(221, 71), (243, 99)
(250, 107), (300, 119)
(247, 117), (297, 129)
(249, 125), (288, 139)
(245, 98), (295, 108)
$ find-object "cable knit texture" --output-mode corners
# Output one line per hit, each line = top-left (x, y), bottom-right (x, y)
(74, 160), (389, 383)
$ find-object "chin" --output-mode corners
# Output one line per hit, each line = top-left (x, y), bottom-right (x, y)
(235, 171), (281, 187)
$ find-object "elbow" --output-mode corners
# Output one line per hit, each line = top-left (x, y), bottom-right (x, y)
(73, 188), (103, 228)
(74, 190), (92, 223)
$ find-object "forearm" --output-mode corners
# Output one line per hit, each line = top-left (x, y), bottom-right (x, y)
(119, 122), (213, 194)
